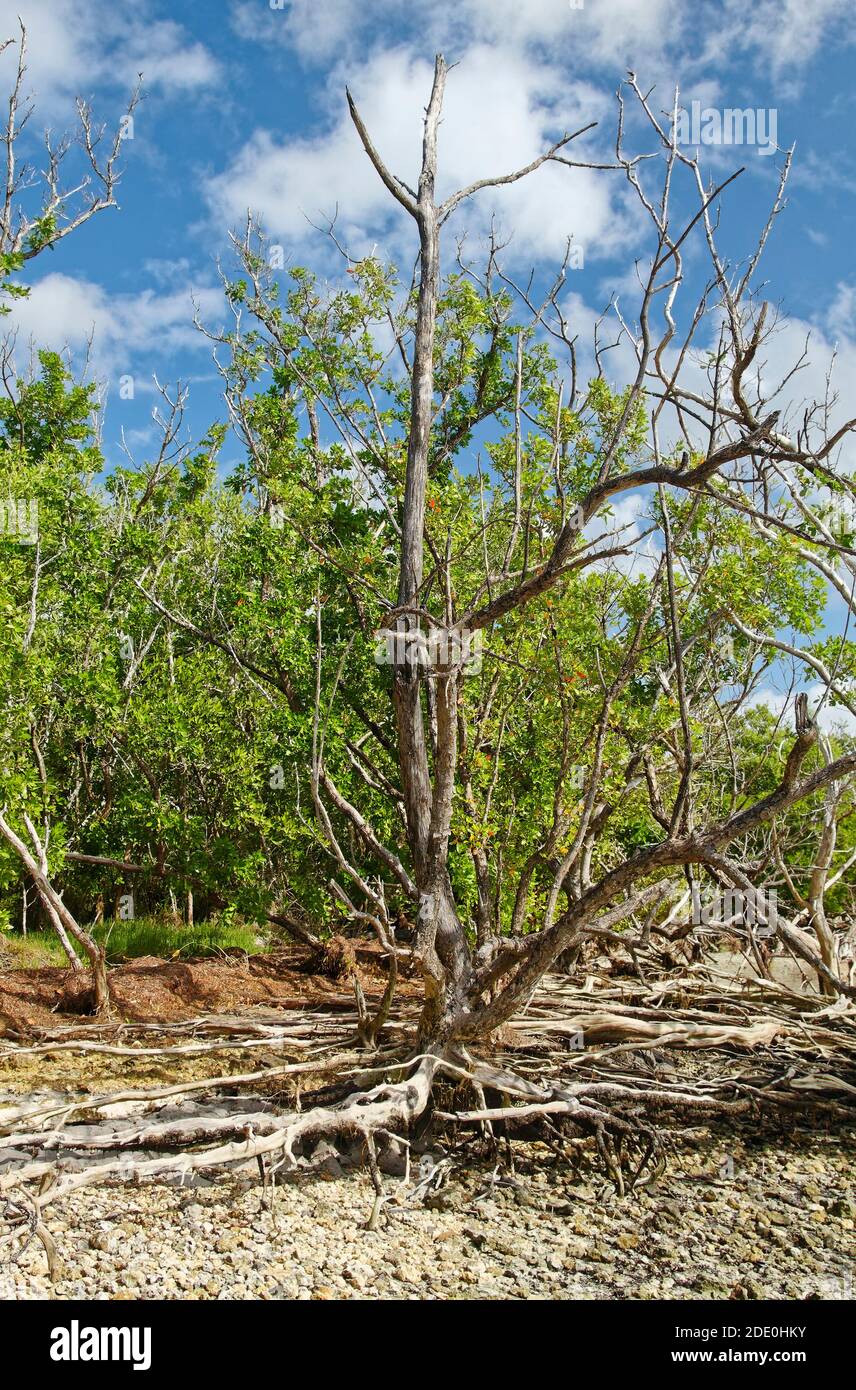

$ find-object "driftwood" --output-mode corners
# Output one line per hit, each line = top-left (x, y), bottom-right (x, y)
(1, 953), (854, 1281)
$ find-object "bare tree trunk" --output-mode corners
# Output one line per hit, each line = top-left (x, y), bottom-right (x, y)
(36, 890), (82, 972)
(0, 812), (110, 1013)
(806, 764), (842, 996)
(351, 57), (474, 1038)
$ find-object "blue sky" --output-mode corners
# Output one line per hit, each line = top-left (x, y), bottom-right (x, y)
(2, 0), (855, 472)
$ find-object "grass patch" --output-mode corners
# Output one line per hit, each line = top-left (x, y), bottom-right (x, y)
(1, 916), (266, 968)
(95, 916), (264, 962)
(1, 932), (72, 969)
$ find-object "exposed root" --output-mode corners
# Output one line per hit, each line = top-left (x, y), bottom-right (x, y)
(0, 1187), (60, 1282)
(1, 962), (854, 1265)
(0, 1051), (439, 1213)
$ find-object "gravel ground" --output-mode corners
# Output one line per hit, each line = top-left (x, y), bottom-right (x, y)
(2, 1125), (854, 1301)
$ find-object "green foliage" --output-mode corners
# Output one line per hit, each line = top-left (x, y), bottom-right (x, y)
(1, 257), (851, 955)
(0, 917), (264, 967)
(93, 915), (263, 962)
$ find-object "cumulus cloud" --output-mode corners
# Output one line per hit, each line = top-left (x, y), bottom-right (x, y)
(6, 271), (225, 384)
(701, 0), (855, 84)
(229, 0), (409, 65)
(230, 0), (680, 70)
(209, 0), (856, 294)
(589, 258), (856, 457)
(214, 0), (855, 275)
(205, 44), (629, 267)
(0, 0), (220, 117)
(461, 0), (681, 68)
(733, 285), (856, 446)
(230, 0), (853, 86)
(586, 490), (661, 580)
(747, 683), (856, 736)
(115, 19), (221, 95)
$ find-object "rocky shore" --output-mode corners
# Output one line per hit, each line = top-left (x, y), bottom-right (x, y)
(3, 1125), (853, 1301)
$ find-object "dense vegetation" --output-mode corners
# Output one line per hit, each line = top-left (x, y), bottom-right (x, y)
(0, 302), (852, 959)
(0, 49), (853, 1044)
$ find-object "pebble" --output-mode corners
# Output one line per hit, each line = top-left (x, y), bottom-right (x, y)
(1, 1124), (853, 1301)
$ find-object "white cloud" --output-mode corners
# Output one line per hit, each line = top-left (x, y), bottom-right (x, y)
(210, 2), (856, 292)
(231, 0), (681, 72)
(462, 0), (680, 68)
(807, 683), (856, 736)
(6, 271), (224, 382)
(230, 0), (403, 64)
(747, 683), (856, 736)
(113, 20), (221, 95)
(205, 44), (629, 267)
(823, 282), (856, 346)
(735, 287), (856, 452)
(707, 0), (855, 83)
(554, 287), (643, 394)
(203, 46), (431, 251)
(468, 0), (854, 81)
(230, 0), (853, 88)
(593, 264), (856, 464)
(0, 0), (220, 117)
(586, 489), (660, 579)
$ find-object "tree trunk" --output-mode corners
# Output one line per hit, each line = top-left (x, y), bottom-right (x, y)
(377, 57), (474, 1043)
(0, 812), (110, 1013)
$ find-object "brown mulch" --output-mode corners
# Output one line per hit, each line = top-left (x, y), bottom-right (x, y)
(0, 942), (416, 1036)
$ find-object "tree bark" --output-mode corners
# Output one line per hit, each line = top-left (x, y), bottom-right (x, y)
(0, 812), (110, 1013)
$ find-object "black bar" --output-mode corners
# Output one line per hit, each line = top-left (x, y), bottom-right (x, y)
(6, 1295), (848, 1377)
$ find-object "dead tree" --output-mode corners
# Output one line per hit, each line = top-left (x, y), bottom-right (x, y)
(0, 811), (109, 1011)
(329, 57), (856, 1048)
(19, 57), (856, 1207)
